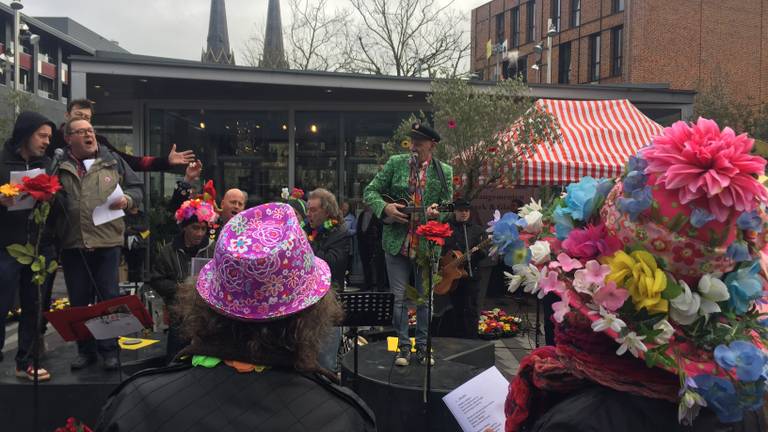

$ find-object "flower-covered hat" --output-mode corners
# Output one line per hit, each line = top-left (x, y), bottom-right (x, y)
(175, 198), (219, 226)
(497, 118), (768, 427)
(195, 202), (331, 321)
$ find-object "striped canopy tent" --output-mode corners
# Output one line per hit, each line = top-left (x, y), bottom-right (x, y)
(491, 99), (664, 185)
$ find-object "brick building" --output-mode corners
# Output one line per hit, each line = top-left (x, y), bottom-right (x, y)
(471, 0), (768, 107)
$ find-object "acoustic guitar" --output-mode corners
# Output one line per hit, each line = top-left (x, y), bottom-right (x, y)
(433, 237), (494, 295)
(380, 194), (454, 225)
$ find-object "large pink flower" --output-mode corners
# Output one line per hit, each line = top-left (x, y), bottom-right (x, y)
(643, 118), (768, 222)
(561, 224), (622, 260)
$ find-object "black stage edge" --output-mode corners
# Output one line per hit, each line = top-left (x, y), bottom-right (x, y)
(0, 334), (167, 431)
(341, 337), (496, 432)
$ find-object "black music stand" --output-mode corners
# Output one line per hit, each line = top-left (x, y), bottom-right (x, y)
(338, 292), (394, 391)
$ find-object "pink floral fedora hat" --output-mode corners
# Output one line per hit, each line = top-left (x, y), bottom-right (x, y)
(196, 202), (331, 321)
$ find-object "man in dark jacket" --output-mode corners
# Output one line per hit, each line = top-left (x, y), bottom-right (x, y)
(0, 111), (56, 380)
(442, 199), (487, 338)
(150, 198), (216, 362)
(307, 188), (348, 371)
(357, 203), (388, 291)
(49, 99), (194, 172)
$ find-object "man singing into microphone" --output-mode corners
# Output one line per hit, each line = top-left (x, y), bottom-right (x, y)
(363, 122), (452, 366)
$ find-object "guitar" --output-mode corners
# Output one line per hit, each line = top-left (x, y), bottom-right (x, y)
(433, 237), (494, 295)
(380, 195), (454, 225)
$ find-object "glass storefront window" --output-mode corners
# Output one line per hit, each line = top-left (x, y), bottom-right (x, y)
(295, 111), (339, 194)
(148, 109), (289, 205)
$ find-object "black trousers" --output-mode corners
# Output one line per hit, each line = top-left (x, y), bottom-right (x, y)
(446, 278), (480, 339)
(62, 247), (122, 359)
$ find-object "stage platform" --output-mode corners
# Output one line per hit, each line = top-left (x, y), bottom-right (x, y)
(341, 337), (496, 432)
(0, 334), (167, 431)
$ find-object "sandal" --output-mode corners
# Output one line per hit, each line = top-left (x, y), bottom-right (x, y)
(15, 365), (51, 381)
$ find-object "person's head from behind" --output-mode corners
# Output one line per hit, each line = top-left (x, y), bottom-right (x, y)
(220, 188), (245, 222)
(64, 118), (97, 159)
(182, 203), (342, 370)
(66, 99), (94, 123)
(308, 188), (341, 229)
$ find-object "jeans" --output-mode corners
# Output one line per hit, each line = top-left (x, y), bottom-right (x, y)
(0, 249), (52, 369)
(61, 247), (122, 359)
(385, 253), (430, 349)
(317, 326), (342, 371)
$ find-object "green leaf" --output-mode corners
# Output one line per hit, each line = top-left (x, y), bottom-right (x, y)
(16, 256), (33, 265)
(31, 260), (41, 272)
(667, 213), (688, 233)
(405, 284), (420, 303)
(662, 278), (683, 300)
(47, 260), (58, 274)
(6, 243), (33, 259)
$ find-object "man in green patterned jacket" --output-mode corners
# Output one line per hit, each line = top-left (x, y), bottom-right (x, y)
(363, 123), (453, 366)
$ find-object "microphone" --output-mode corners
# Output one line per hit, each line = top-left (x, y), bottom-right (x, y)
(409, 151), (419, 168)
(48, 148), (65, 175)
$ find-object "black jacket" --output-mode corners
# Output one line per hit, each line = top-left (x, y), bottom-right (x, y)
(150, 233), (213, 307)
(95, 362), (376, 432)
(310, 224), (349, 290)
(356, 209), (383, 255)
(443, 219), (487, 280)
(0, 111), (55, 249)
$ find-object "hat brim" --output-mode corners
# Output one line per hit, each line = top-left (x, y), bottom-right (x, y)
(195, 254), (332, 322)
(409, 130), (439, 142)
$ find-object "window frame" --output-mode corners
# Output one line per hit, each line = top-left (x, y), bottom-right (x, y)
(495, 13), (506, 45)
(526, 1), (536, 43)
(570, 0), (581, 28)
(558, 41), (572, 84)
(588, 33), (601, 82)
(611, 26), (623, 77)
(550, 0), (561, 31)
(612, 0), (625, 13)
(510, 7), (521, 48)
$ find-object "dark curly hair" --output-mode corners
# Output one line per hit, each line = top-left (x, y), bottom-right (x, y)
(174, 283), (343, 372)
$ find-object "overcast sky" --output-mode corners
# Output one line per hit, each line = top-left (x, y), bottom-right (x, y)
(14, 0), (489, 63)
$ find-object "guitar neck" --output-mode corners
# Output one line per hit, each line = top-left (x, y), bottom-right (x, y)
(454, 237), (493, 265)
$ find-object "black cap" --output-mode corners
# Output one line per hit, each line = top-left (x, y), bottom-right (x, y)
(453, 198), (471, 210)
(409, 122), (441, 142)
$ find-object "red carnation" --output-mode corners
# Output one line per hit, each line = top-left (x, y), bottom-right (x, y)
(291, 188), (304, 199)
(20, 174), (61, 202)
(416, 220), (453, 246)
(448, 119), (457, 129)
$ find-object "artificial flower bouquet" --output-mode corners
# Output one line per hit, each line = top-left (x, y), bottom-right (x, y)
(492, 118), (768, 425)
(55, 417), (92, 432)
(50, 297), (71, 312)
(478, 308), (523, 339)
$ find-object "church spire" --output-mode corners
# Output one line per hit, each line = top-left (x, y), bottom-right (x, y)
(260, 0), (289, 69)
(202, 0), (235, 65)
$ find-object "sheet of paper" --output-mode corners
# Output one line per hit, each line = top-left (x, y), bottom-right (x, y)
(191, 257), (212, 277)
(84, 312), (144, 340)
(93, 183), (125, 226)
(443, 366), (509, 432)
(8, 168), (45, 211)
(82, 159), (95, 172)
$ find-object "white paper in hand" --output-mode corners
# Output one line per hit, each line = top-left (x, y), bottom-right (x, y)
(442, 366), (509, 432)
(8, 168), (45, 211)
(84, 312), (143, 340)
(93, 183), (125, 226)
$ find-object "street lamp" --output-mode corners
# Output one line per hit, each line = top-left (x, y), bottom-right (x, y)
(11, 0), (23, 95)
(530, 19), (558, 84)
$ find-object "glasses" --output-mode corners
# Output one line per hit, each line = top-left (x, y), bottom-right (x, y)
(69, 128), (95, 137)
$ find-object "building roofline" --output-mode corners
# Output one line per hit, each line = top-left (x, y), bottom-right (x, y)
(70, 51), (695, 104)
(0, 3), (95, 54)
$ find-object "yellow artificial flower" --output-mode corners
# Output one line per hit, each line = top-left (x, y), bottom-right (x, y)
(604, 250), (668, 314)
(0, 183), (20, 198)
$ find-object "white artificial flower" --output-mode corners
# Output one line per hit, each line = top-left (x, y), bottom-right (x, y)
(528, 240), (551, 265)
(653, 319), (675, 344)
(504, 271), (523, 294)
(678, 389), (707, 425)
(518, 198), (543, 217)
(591, 306), (627, 333)
(697, 274), (730, 317)
(616, 332), (648, 358)
(669, 281), (701, 325)
(280, 187), (290, 200)
(523, 210), (544, 234)
(512, 263), (542, 295)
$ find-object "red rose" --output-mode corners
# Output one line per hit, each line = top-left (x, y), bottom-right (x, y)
(452, 176), (462, 187)
(448, 119), (457, 129)
(291, 188), (304, 199)
(416, 220), (453, 245)
(20, 174), (61, 202)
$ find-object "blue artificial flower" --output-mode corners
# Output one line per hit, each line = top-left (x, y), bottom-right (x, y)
(714, 341), (767, 382)
(737, 211), (763, 233)
(616, 186), (653, 221)
(724, 261), (764, 314)
(562, 177), (613, 222)
(492, 212), (525, 255)
(726, 241), (752, 263)
(737, 380), (766, 411)
(622, 170), (648, 194)
(627, 154), (648, 173)
(693, 375), (742, 423)
(690, 207), (716, 228)
(553, 205), (574, 240)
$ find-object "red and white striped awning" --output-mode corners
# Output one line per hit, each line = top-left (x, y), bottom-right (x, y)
(512, 99), (663, 185)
